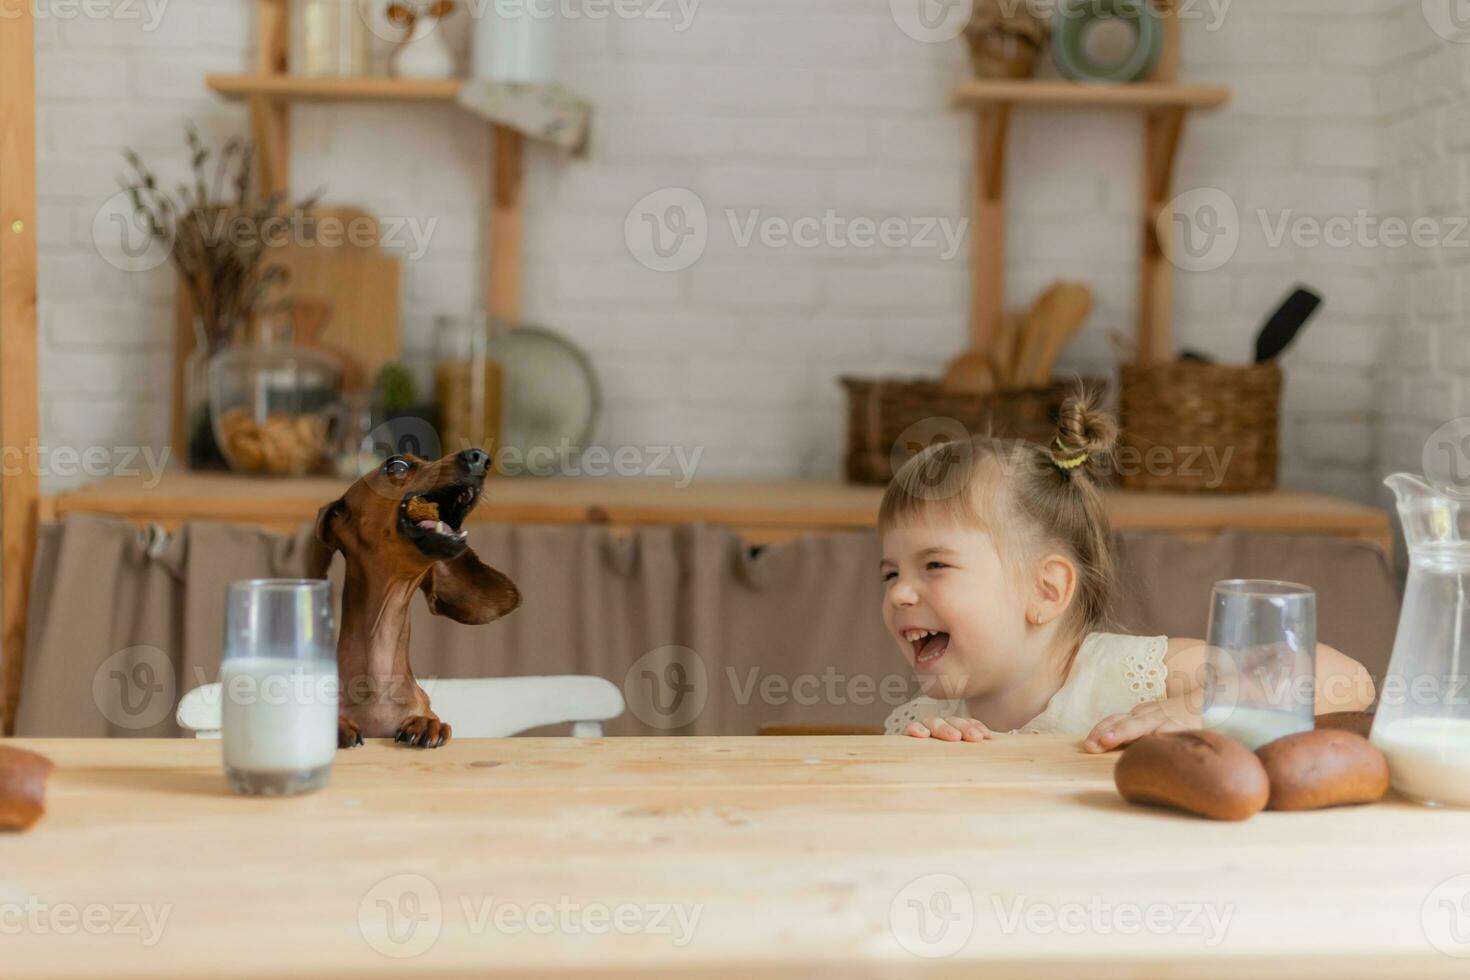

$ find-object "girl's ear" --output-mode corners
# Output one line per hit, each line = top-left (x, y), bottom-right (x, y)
(1030, 553), (1078, 625)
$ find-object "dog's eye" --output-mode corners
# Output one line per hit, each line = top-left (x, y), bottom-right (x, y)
(384, 457), (411, 477)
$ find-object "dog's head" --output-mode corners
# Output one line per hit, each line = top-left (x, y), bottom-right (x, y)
(309, 448), (520, 624)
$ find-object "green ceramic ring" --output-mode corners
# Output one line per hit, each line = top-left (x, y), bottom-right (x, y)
(1052, 0), (1164, 83)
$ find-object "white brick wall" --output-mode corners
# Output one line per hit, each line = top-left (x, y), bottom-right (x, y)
(32, 0), (1424, 498)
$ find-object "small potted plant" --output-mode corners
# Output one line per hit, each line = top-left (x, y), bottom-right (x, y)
(373, 363), (443, 460)
(965, 0), (1049, 79)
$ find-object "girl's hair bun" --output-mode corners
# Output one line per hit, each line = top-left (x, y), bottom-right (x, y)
(1050, 385), (1118, 481)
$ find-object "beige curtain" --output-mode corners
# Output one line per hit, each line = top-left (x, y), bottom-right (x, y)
(16, 516), (1400, 738)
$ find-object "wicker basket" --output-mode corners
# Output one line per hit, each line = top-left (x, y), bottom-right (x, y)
(1118, 361), (1281, 494)
(841, 376), (1078, 485)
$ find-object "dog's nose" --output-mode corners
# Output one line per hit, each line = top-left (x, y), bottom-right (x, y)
(459, 448), (490, 477)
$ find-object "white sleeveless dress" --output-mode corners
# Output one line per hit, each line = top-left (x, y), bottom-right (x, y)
(883, 632), (1169, 736)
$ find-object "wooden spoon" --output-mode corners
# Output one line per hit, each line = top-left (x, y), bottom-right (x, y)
(1014, 282), (1094, 387)
(941, 352), (997, 396)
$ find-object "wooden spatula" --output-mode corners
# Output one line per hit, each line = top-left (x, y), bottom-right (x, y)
(941, 351), (997, 396)
(1014, 282), (1094, 387)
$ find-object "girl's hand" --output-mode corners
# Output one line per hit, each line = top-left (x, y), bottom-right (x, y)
(904, 717), (995, 742)
(1083, 694), (1202, 753)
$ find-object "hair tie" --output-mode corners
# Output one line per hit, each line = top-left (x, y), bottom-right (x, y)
(1053, 438), (1089, 471)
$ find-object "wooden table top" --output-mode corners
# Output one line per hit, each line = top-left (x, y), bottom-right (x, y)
(45, 473), (1393, 551)
(3, 736), (1464, 978)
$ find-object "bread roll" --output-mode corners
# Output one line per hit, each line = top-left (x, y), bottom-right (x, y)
(0, 746), (53, 832)
(1114, 731), (1269, 821)
(1256, 729), (1389, 811)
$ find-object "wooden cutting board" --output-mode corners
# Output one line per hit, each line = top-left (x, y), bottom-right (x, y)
(170, 207), (402, 451)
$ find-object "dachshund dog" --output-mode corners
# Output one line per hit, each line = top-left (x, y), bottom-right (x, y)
(309, 448), (521, 748)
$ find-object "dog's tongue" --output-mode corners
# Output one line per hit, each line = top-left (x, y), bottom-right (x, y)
(418, 519), (450, 534)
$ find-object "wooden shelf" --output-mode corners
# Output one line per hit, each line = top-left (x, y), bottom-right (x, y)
(44, 474), (1393, 554)
(207, 73), (463, 104)
(952, 78), (1231, 110)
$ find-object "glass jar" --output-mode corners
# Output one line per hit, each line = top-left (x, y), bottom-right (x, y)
(434, 313), (507, 463)
(290, 0), (371, 78)
(185, 317), (240, 471)
(209, 320), (343, 477)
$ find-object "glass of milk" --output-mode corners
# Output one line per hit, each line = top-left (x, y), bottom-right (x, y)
(1200, 580), (1316, 750)
(220, 579), (338, 797)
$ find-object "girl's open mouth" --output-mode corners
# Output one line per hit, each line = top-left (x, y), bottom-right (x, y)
(903, 629), (950, 667)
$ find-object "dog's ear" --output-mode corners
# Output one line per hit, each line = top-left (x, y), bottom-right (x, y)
(307, 497), (346, 580)
(419, 547), (521, 625)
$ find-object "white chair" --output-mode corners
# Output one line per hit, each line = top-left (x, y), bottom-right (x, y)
(176, 676), (625, 739)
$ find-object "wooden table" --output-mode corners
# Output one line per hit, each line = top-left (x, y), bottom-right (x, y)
(4, 736), (1465, 978)
(46, 473), (1394, 553)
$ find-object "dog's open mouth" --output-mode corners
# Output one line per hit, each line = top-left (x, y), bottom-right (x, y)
(398, 482), (479, 557)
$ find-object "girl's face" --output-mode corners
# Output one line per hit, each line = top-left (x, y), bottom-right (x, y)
(880, 515), (1031, 702)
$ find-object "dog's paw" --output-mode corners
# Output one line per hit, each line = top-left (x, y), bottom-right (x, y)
(338, 716), (364, 749)
(395, 716), (451, 749)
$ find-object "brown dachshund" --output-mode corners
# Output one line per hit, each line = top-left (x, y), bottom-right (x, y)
(309, 448), (521, 748)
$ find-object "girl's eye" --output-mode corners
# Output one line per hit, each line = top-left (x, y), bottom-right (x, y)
(882, 570), (898, 582)
(926, 562), (949, 571)
(384, 457), (411, 477)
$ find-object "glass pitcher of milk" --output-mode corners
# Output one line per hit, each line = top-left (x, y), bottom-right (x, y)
(221, 580), (338, 797)
(1372, 474), (1470, 806)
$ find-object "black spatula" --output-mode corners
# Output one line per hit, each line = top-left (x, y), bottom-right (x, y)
(1254, 287), (1322, 363)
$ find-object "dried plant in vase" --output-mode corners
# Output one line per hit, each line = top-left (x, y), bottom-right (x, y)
(387, 0), (458, 79)
(965, 0), (1049, 78)
(119, 123), (321, 468)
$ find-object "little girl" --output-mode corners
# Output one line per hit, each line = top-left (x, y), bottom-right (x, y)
(879, 389), (1375, 752)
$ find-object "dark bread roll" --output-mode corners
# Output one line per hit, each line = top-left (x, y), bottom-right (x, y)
(0, 745), (53, 831)
(1114, 731), (1269, 821)
(1314, 710), (1376, 739)
(1256, 729), (1389, 811)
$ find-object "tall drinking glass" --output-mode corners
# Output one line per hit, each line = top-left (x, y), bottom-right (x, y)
(221, 579), (338, 796)
(1201, 580), (1316, 750)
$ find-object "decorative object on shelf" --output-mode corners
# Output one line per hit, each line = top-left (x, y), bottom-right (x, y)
(289, 0), (371, 77)
(964, 0), (1048, 79)
(374, 361), (442, 460)
(485, 325), (600, 476)
(472, 0), (554, 84)
(942, 281), (1093, 395)
(1051, 0), (1163, 83)
(457, 81), (591, 156)
(435, 314), (506, 461)
(210, 317), (344, 476)
(840, 376), (1083, 486)
(120, 124), (320, 469)
(387, 0), (458, 79)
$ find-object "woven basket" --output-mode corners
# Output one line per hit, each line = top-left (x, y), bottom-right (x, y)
(1118, 361), (1281, 493)
(841, 376), (1078, 485)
